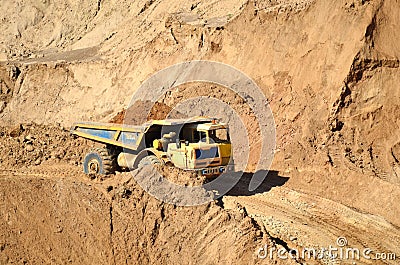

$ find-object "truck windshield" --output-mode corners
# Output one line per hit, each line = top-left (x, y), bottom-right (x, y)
(209, 129), (229, 143)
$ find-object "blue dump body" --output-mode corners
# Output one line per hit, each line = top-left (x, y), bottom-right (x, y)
(77, 127), (114, 140)
(70, 122), (146, 151)
(71, 117), (216, 152)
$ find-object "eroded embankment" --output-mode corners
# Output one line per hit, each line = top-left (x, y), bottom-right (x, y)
(0, 123), (94, 169)
(0, 165), (297, 265)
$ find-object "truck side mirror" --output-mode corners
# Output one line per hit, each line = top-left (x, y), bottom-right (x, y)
(176, 139), (181, 148)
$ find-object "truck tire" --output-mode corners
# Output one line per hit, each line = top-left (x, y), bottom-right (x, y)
(83, 147), (118, 175)
(138, 155), (161, 168)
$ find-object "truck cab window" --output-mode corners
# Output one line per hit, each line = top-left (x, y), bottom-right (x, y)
(209, 129), (229, 143)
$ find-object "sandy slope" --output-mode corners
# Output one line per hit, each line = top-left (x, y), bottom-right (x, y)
(1, 164), (297, 265)
(1, 0), (400, 264)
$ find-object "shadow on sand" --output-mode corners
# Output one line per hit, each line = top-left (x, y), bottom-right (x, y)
(206, 170), (289, 197)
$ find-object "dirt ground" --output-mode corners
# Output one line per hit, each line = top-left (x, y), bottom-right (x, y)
(1, 0), (400, 264)
(1, 165), (279, 265)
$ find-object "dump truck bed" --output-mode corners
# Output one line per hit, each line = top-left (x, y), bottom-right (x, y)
(71, 117), (216, 151)
(71, 122), (146, 151)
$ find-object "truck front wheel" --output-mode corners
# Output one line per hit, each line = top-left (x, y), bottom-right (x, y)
(138, 155), (161, 168)
(83, 148), (118, 175)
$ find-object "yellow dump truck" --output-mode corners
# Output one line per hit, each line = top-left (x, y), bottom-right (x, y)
(70, 117), (233, 176)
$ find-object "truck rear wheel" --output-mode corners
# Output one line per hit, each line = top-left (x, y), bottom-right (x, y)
(138, 155), (161, 168)
(83, 147), (118, 175)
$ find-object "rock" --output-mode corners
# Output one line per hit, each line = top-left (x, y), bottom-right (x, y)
(118, 187), (132, 198)
(55, 225), (63, 233)
(34, 158), (42, 165)
(8, 124), (23, 137)
(24, 134), (34, 141)
(0, 101), (6, 112)
(25, 145), (34, 152)
(1, 84), (10, 94)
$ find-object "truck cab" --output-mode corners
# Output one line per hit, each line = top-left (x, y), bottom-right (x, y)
(161, 122), (232, 175)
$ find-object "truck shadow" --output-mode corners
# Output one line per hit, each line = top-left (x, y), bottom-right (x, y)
(206, 170), (289, 197)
